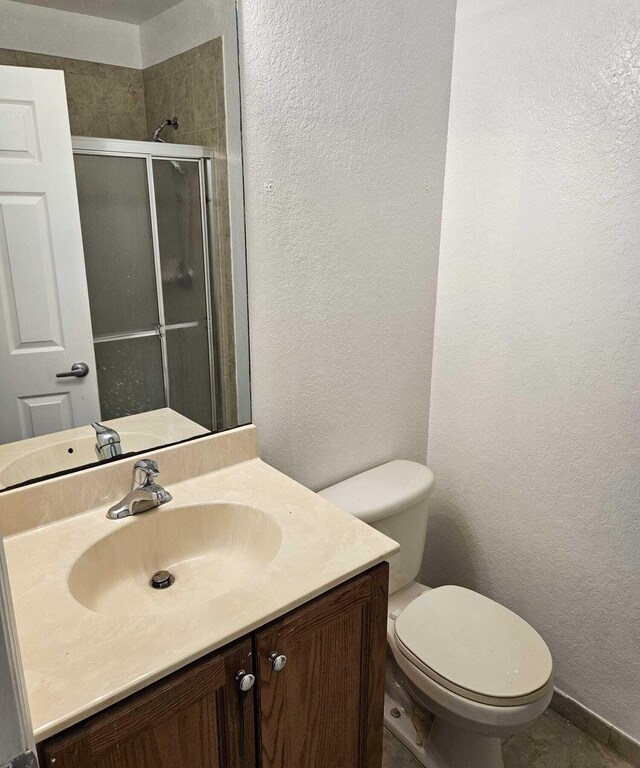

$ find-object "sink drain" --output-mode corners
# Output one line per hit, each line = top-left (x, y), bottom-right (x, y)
(150, 570), (175, 589)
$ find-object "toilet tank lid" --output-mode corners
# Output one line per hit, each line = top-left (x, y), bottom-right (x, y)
(318, 460), (435, 524)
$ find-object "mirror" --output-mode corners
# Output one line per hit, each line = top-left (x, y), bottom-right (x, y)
(0, 0), (250, 490)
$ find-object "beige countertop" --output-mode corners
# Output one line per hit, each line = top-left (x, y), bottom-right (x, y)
(1, 426), (398, 741)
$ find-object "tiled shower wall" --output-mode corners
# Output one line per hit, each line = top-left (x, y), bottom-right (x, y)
(0, 39), (225, 148)
(0, 48), (147, 139)
(143, 39), (224, 148)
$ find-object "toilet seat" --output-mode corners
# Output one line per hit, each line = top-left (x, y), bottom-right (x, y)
(394, 586), (553, 707)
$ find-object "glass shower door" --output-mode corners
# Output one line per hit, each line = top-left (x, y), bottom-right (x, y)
(153, 158), (214, 431)
(74, 154), (166, 420)
(73, 147), (215, 431)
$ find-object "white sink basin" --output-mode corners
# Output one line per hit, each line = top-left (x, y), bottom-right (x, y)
(68, 503), (282, 617)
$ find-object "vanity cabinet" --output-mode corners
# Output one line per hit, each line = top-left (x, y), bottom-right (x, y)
(256, 564), (388, 768)
(37, 563), (388, 768)
(38, 639), (256, 768)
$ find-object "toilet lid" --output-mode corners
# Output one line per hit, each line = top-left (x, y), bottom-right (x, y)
(394, 586), (553, 705)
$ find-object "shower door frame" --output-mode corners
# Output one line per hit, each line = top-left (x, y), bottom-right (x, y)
(71, 136), (217, 431)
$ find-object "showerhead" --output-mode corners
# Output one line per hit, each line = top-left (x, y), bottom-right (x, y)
(149, 117), (178, 142)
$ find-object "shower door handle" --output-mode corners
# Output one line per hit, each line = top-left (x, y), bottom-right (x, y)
(56, 361), (90, 378)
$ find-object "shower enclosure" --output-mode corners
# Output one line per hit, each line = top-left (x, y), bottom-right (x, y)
(72, 137), (219, 432)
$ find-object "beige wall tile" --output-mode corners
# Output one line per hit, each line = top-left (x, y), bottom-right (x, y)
(0, 49), (18, 65)
(144, 75), (173, 138)
(171, 130), (198, 145)
(105, 79), (147, 140)
(1, 48), (146, 141)
(193, 59), (217, 131)
(143, 39), (216, 83)
(171, 68), (195, 135)
(62, 57), (141, 84)
(11, 49), (65, 69)
(141, 38), (223, 148)
(64, 73), (105, 137)
(195, 128), (217, 147)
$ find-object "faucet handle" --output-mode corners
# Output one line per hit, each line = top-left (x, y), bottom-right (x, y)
(132, 459), (160, 488)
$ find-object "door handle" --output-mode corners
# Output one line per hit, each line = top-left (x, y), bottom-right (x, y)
(56, 362), (90, 378)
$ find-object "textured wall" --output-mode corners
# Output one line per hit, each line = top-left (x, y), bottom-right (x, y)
(239, 0), (457, 490)
(427, 0), (640, 741)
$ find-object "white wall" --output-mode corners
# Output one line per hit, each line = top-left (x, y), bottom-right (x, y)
(139, 0), (222, 67)
(427, 0), (640, 741)
(239, 0), (457, 490)
(0, 0), (142, 68)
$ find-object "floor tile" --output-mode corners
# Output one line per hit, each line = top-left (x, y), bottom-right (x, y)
(504, 710), (633, 768)
(551, 691), (612, 746)
(609, 728), (640, 768)
(382, 710), (634, 768)
(382, 728), (422, 768)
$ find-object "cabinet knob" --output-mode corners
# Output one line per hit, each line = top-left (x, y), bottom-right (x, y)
(236, 669), (255, 692)
(269, 651), (287, 672)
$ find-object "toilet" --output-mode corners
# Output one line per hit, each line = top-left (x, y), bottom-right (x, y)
(319, 460), (553, 768)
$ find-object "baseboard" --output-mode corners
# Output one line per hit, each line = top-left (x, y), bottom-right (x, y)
(551, 689), (640, 767)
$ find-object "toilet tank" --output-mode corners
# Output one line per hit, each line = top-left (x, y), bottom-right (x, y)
(318, 460), (435, 594)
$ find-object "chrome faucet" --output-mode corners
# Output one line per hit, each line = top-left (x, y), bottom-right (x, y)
(106, 459), (172, 520)
(92, 421), (122, 460)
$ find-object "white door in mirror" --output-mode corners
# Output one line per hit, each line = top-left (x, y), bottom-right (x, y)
(0, 66), (100, 444)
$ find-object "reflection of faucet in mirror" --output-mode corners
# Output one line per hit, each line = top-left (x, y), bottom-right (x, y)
(107, 459), (172, 520)
(91, 422), (122, 460)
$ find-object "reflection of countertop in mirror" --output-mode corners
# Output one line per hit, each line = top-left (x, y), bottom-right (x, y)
(0, 425), (399, 741)
(0, 408), (209, 490)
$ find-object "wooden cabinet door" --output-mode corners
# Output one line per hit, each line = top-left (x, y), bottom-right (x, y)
(256, 563), (389, 768)
(38, 639), (256, 768)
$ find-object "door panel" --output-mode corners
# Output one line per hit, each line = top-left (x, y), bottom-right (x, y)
(39, 639), (256, 768)
(256, 564), (388, 768)
(0, 66), (100, 444)
(0, 99), (39, 161)
(17, 393), (73, 438)
(0, 194), (64, 349)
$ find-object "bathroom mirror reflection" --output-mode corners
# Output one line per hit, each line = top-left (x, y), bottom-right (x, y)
(0, 0), (250, 490)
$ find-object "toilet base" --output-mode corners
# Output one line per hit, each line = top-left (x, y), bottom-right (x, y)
(384, 689), (505, 768)
(383, 688), (437, 768)
(427, 718), (504, 768)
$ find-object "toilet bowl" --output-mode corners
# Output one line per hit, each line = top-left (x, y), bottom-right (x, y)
(319, 461), (553, 768)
